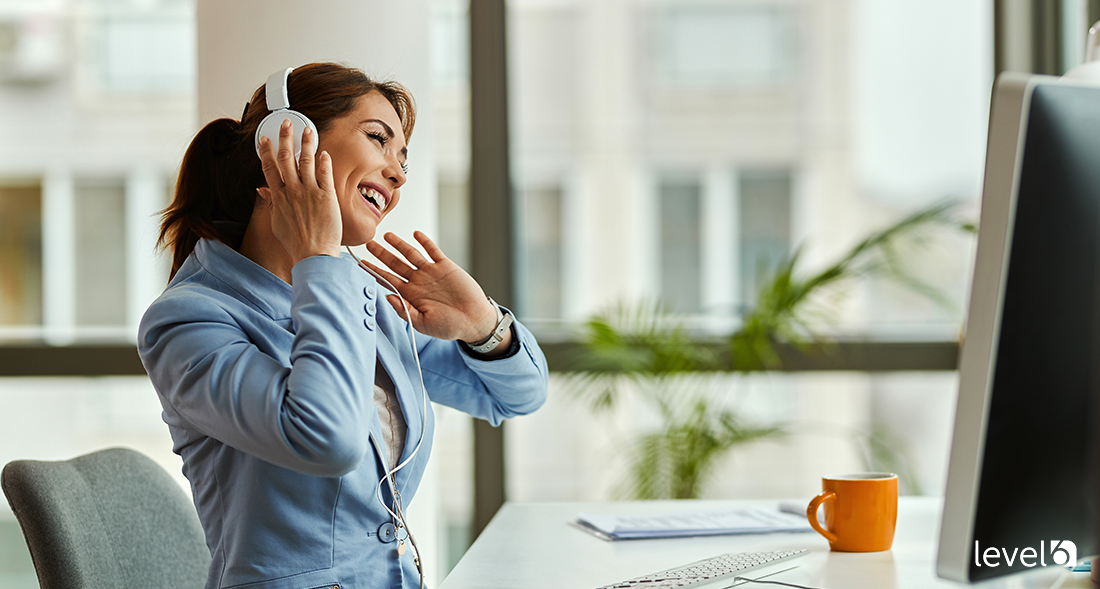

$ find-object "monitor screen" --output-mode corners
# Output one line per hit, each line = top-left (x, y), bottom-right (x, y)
(938, 74), (1100, 583)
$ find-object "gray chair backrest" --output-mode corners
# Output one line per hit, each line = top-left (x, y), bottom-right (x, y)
(1, 447), (210, 589)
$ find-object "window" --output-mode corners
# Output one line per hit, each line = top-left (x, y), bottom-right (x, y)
(659, 178), (703, 315)
(520, 184), (564, 321)
(436, 178), (471, 271)
(74, 179), (127, 328)
(0, 184), (42, 329)
(432, 0), (469, 87)
(94, 13), (195, 94)
(739, 170), (792, 306)
(654, 4), (797, 86)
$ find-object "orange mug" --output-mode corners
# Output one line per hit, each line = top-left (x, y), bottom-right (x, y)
(806, 473), (898, 552)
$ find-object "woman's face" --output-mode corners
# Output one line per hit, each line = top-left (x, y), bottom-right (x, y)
(317, 91), (408, 245)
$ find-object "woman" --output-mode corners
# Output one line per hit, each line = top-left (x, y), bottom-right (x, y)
(138, 63), (548, 589)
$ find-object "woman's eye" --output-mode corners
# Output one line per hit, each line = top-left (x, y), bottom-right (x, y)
(366, 132), (388, 147)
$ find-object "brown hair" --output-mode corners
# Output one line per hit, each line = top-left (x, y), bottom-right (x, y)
(158, 62), (416, 280)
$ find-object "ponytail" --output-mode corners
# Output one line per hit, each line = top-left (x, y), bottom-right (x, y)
(159, 117), (263, 281)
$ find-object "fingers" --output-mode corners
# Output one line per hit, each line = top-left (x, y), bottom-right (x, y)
(384, 232), (430, 267)
(257, 136), (286, 193)
(385, 294), (415, 323)
(414, 231), (449, 263)
(359, 259), (407, 290)
(366, 232), (447, 283)
(316, 150), (334, 193)
(297, 126), (317, 186)
(366, 241), (415, 279)
(275, 119), (298, 184)
(258, 120), (332, 198)
(356, 259), (421, 326)
(279, 117), (301, 177)
(258, 119), (301, 193)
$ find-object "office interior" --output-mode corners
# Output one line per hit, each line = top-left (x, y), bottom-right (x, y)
(0, 0), (1093, 586)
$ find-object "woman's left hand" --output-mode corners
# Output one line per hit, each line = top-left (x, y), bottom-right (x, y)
(363, 231), (502, 344)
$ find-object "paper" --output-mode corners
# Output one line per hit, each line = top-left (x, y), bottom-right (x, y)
(574, 506), (813, 541)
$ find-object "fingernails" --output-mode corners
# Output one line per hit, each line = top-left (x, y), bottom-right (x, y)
(281, 119), (291, 130)
(304, 127), (312, 136)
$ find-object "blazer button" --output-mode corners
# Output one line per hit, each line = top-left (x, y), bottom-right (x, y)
(364, 302), (375, 315)
(364, 287), (375, 300)
(378, 522), (396, 543)
(364, 318), (375, 331)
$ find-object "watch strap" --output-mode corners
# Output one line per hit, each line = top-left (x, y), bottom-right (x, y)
(469, 297), (514, 354)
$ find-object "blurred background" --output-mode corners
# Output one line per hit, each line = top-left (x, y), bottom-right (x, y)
(0, 0), (1095, 585)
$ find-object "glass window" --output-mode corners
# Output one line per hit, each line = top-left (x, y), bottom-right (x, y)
(659, 177), (702, 314)
(739, 169), (792, 306)
(1061, 0), (1091, 73)
(0, 183), (42, 328)
(655, 5), (797, 85)
(0, 515), (35, 587)
(432, 0), (469, 87)
(74, 178), (127, 327)
(520, 184), (563, 320)
(436, 178), (470, 270)
(93, 12), (195, 95)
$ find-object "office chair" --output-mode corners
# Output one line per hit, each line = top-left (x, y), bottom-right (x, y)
(1, 447), (210, 589)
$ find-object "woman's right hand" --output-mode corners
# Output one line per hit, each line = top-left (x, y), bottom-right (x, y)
(257, 118), (343, 262)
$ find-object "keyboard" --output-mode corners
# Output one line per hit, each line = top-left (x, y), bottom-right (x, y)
(595, 549), (810, 588)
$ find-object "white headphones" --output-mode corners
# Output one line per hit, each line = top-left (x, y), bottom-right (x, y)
(254, 67), (319, 161)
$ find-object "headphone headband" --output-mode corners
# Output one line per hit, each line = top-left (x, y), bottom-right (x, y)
(265, 67), (293, 111)
(254, 66), (317, 161)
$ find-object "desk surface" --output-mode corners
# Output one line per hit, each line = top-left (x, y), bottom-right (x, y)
(439, 497), (1091, 589)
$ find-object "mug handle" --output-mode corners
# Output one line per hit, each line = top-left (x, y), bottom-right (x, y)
(807, 491), (838, 543)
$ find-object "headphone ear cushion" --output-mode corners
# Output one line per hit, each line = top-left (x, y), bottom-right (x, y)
(254, 109), (319, 162)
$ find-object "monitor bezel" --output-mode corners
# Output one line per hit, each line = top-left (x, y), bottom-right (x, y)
(937, 72), (1100, 582)
(938, 72), (1041, 583)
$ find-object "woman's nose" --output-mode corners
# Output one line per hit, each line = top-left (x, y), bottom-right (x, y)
(388, 155), (407, 188)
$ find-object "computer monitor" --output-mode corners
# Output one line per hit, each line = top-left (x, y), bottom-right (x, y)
(938, 73), (1100, 583)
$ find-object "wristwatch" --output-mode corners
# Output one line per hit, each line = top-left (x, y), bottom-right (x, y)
(467, 297), (514, 354)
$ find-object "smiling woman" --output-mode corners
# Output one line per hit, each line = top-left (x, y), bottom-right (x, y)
(139, 62), (549, 589)
(159, 62), (415, 280)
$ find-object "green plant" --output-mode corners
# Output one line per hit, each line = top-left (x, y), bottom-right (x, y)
(732, 200), (975, 370)
(566, 200), (973, 500)
(623, 384), (783, 499)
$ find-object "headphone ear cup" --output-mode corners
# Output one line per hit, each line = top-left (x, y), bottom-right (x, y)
(254, 109), (319, 162)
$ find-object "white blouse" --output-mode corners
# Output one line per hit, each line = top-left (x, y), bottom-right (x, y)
(372, 358), (406, 472)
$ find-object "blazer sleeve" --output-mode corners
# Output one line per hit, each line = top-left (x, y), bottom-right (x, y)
(414, 311), (549, 426)
(138, 256), (377, 477)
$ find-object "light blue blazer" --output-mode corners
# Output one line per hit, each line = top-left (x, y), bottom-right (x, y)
(138, 238), (549, 589)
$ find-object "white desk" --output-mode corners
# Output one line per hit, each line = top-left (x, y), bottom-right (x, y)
(439, 497), (1091, 589)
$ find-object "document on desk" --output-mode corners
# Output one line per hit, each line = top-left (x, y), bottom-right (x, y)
(573, 506), (813, 541)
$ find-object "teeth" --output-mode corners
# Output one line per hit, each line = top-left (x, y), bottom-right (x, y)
(359, 186), (386, 212)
